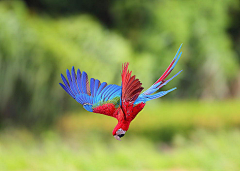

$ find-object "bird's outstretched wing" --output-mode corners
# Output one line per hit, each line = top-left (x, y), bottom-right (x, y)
(59, 67), (121, 118)
(121, 63), (144, 119)
(134, 44), (183, 104)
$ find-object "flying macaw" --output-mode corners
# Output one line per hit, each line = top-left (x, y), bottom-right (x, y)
(60, 44), (182, 141)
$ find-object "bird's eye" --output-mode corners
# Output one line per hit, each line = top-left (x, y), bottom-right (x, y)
(118, 134), (125, 138)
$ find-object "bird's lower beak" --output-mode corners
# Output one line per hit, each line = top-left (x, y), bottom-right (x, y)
(114, 135), (121, 141)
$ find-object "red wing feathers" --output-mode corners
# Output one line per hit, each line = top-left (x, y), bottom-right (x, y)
(121, 63), (144, 103)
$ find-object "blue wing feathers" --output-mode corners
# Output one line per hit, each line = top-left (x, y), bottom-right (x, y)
(101, 85), (113, 100)
(60, 67), (121, 112)
(90, 78), (95, 96)
(60, 74), (75, 98)
(102, 85), (120, 101)
(75, 95), (83, 104)
(97, 82), (107, 95)
(59, 83), (74, 98)
(81, 71), (87, 94)
(61, 74), (69, 88)
(77, 69), (82, 93)
(110, 89), (121, 100)
(94, 79), (100, 97)
(107, 85), (120, 100)
(71, 67), (79, 94)
(104, 85), (116, 99)
(83, 105), (93, 112)
(66, 69), (76, 95)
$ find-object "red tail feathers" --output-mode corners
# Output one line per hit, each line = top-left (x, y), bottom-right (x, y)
(154, 59), (175, 85)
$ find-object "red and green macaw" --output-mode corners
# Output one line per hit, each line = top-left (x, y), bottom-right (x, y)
(60, 44), (182, 141)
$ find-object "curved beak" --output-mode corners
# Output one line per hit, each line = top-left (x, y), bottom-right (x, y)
(114, 135), (121, 141)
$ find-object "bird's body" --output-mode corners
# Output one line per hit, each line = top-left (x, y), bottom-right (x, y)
(60, 45), (183, 140)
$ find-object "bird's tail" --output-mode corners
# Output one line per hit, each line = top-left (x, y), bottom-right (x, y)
(134, 44), (183, 104)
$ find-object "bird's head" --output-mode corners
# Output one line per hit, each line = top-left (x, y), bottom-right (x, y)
(112, 121), (130, 141)
(113, 128), (126, 141)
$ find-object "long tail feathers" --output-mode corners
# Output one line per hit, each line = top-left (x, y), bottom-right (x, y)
(144, 87), (177, 100)
(136, 44), (183, 103)
(154, 44), (182, 86)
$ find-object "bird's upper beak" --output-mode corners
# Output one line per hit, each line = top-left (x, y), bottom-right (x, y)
(114, 135), (121, 141)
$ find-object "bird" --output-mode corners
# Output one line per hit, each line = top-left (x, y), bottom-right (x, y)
(59, 44), (182, 141)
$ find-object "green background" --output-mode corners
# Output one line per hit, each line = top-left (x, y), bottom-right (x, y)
(0, 0), (240, 170)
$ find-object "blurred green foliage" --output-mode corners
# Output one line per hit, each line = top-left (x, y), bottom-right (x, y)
(0, 0), (240, 127)
(1, 128), (240, 171)
(57, 100), (240, 142)
(1, 100), (240, 170)
(112, 0), (240, 99)
(0, 1), (152, 127)
(1, 1), (240, 170)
